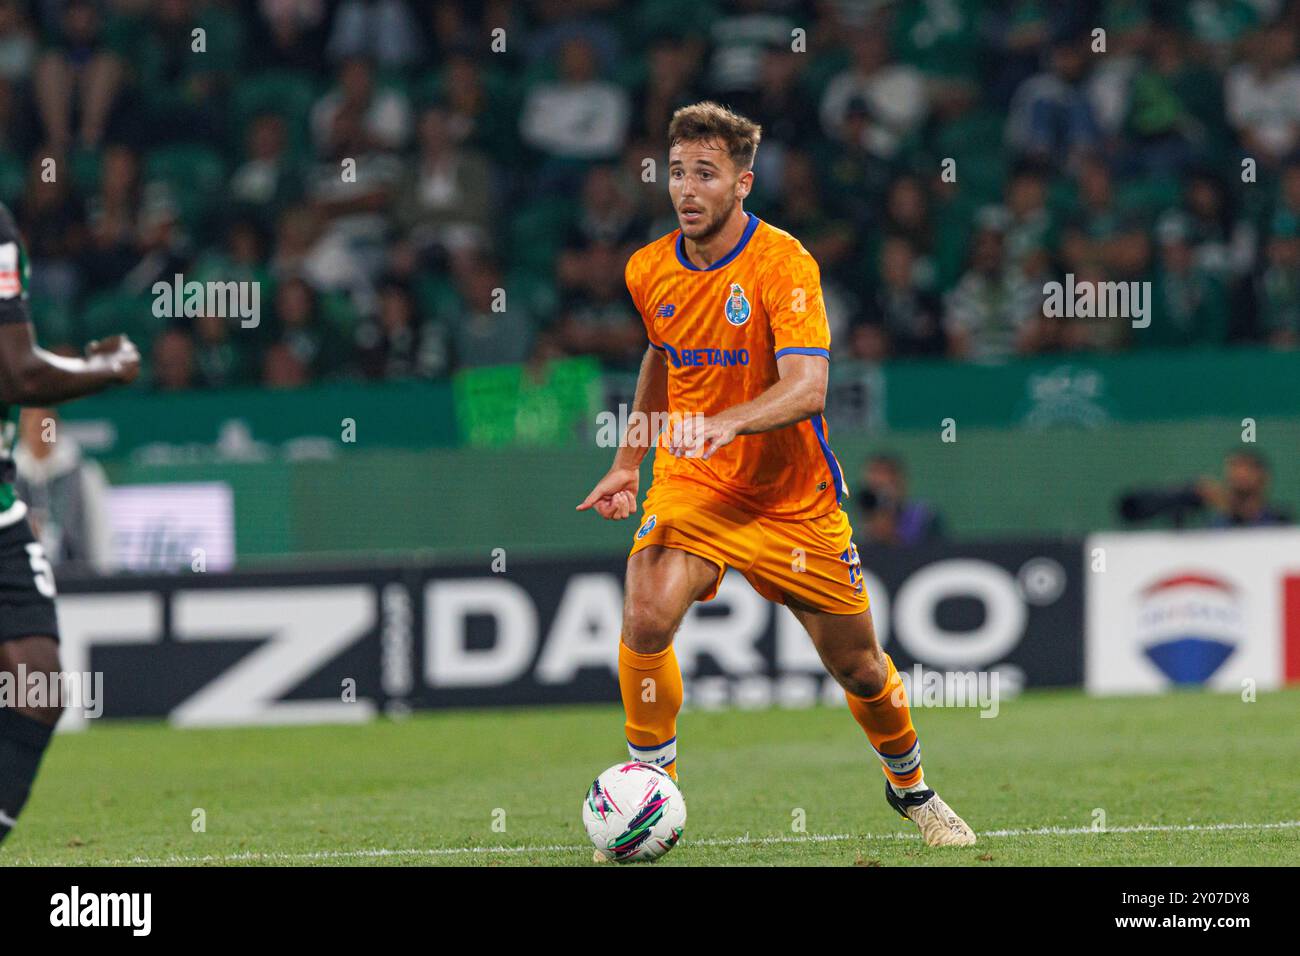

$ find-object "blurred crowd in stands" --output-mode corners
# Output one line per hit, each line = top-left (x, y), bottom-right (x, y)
(0, 0), (1298, 391)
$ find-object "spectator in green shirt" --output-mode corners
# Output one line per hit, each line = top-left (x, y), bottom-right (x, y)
(1143, 211), (1228, 348)
(447, 256), (534, 370)
(1259, 212), (1300, 348)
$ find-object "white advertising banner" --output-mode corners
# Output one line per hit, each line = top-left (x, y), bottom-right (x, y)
(1085, 527), (1300, 694)
(108, 482), (235, 572)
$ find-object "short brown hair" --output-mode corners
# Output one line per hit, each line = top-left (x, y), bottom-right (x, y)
(667, 102), (762, 171)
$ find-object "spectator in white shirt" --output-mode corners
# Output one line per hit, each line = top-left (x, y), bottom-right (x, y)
(519, 37), (630, 161)
(1225, 25), (1300, 167)
(14, 407), (113, 573)
(819, 30), (927, 161)
(311, 56), (411, 156)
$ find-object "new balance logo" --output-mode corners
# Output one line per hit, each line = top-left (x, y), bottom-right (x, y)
(656, 303), (676, 317)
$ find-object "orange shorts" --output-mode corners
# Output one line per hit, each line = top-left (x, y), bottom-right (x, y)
(627, 478), (869, 614)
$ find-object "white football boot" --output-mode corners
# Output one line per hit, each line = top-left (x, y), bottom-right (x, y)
(885, 781), (977, 847)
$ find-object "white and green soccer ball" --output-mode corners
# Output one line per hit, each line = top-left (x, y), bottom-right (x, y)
(582, 761), (686, 863)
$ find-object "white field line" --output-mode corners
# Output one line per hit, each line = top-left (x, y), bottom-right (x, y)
(12, 819), (1300, 866)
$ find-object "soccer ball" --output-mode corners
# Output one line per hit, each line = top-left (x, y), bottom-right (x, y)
(582, 761), (686, 863)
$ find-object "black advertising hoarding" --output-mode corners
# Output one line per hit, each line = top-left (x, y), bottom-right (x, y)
(405, 539), (1083, 711)
(54, 540), (1083, 726)
(52, 566), (396, 728)
(853, 541), (1084, 687)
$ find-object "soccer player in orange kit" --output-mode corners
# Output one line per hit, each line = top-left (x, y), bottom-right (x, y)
(578, 102), (975, 851)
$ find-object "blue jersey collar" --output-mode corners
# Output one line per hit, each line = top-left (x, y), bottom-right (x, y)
(675, 212), (760, 271)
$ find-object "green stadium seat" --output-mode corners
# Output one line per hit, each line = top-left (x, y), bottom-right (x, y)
(509, 199), (571, 274)
(0, 153), (24, 207)
(373, 66), (415, 100)
(931, 109), (1008, 203)
(79, 291), (162, 348)
(1117, 176), (1182, 219)
(506, 269), (559, 328)
(319, 291), (359, 334)
(28, 297), (76, 346)
(144, 145), (227, 236)
(69, 147), (102, 194)
(801, 49), (852, 102)
(414, 273), (459, 322)
(628, 0), (720, 41)
(413, 68), (521, 157)
(229, 70), (318, 159)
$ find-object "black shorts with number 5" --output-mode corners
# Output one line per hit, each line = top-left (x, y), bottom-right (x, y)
(0, 515), (59, 643)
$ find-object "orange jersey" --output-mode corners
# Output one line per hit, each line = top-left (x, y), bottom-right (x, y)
(624, 213), (846, 520)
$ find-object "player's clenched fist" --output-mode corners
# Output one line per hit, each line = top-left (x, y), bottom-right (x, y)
(85, 333), (141, 384)
(576, 467), (639, 520)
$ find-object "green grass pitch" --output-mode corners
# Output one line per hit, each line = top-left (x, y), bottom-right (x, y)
(5, 687), (1298, 866)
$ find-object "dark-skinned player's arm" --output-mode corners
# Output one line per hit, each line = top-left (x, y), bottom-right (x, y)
(0, 324), (140, 405)
(577, 344), (669, 520)
(667, 352), (826, 460)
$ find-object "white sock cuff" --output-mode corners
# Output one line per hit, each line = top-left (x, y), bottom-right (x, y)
(627, 736), (677, 769)
(875, 739), (922, 778)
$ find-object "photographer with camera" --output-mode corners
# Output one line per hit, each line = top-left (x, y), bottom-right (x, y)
(855, 454), (945, 547)
(1118, 450), (1292, 529)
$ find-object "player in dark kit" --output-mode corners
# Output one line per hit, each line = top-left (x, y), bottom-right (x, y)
(0, 202), (140, 846)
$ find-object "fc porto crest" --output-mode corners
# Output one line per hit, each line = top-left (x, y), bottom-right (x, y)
(636, 514), (657, 539)
(724, 283), (751, 326)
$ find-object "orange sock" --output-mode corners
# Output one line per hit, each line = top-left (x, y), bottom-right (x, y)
(618, 641), (683, 780)
(845, 654), (923, 789)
